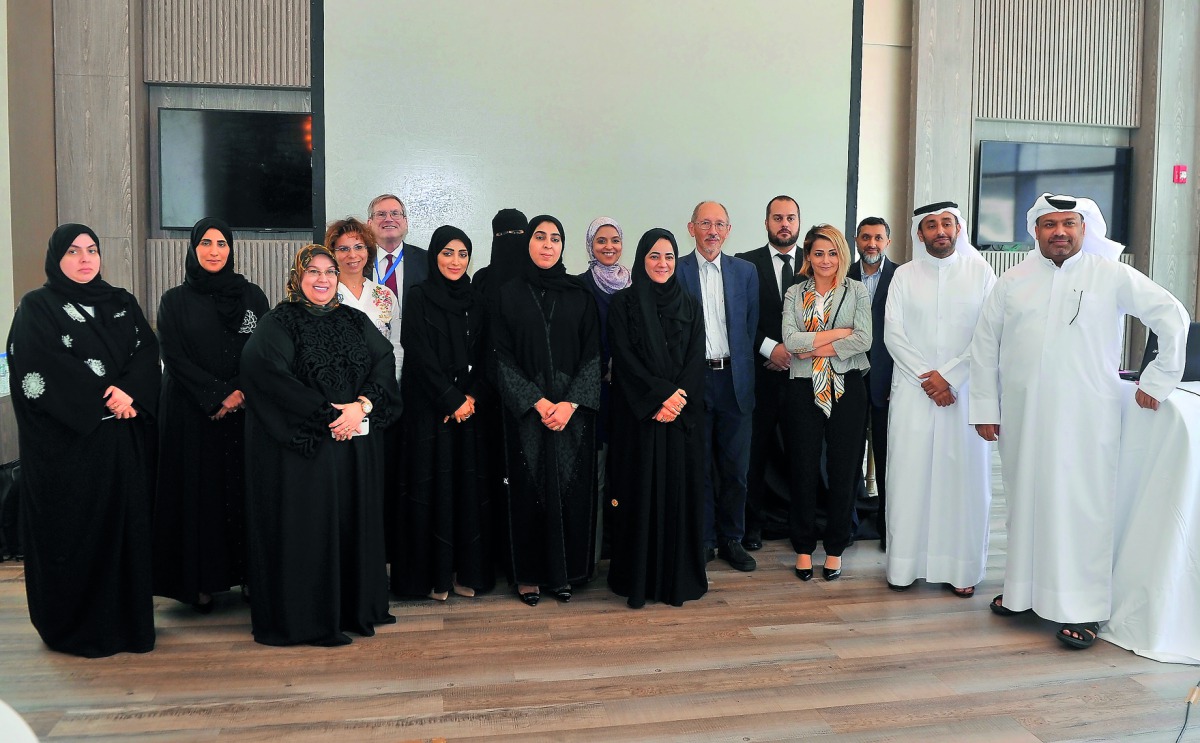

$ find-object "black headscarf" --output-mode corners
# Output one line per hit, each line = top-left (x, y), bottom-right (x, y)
(523, 215), (582, 294)
(423, 225), (474, 314)
(43, 223), (126, 308)
(421, 225), (476, 376)
(284, 244), (341, 315)
(184, 217), (250, 330)
(631, 228), (694, 376)
(482, 208), (528, 291)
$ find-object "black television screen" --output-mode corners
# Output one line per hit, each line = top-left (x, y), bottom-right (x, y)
(159, 108), (313, 231)
(974, 140), (1132, 249)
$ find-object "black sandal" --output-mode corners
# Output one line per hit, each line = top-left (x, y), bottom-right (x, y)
(1057, 622), (1099, 649)
(989, 594), (1030, 616)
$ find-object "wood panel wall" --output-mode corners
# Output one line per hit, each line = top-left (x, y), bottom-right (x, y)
(907, 0), (975, 254)
(144, 0), (310, 88)
(144, 238), (305, 325)
(974, 0), (1143, 127)
(53, 0), (144, 297)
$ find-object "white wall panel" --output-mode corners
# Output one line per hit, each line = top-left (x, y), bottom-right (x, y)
(324, 1), (855, 270)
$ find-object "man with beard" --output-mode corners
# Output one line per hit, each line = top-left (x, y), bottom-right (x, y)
(971, 193), (1189, 649)
(883, 201), (995, 597)
(846, 216), (897, 549)
(735, 195), (802, 550)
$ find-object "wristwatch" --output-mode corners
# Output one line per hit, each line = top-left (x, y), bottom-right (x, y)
(357, 396), (374, 415)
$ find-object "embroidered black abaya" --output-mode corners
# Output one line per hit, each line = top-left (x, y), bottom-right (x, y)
(491, 216), (601, 590)
(6, 223), (160, 657)
(152, 218), (270, 605)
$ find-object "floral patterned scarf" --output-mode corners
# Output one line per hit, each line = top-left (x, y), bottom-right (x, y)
(802, 283), (844, 418)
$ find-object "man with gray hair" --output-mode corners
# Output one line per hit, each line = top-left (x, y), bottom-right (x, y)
(970, 193), (1190, 650)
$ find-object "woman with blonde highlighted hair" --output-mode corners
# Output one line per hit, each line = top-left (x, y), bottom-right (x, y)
(781, 224), (871, 583)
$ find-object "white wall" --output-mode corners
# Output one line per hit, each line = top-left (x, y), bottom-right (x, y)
(324, 1), (854, 271)
(857, 0), (912, 259)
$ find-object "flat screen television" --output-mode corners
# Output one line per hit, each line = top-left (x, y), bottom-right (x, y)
(159, 108), (313, 231)
(974, 140), (1132, 249)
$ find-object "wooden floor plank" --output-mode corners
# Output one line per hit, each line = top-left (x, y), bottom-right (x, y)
(2, 453), (1198, 741)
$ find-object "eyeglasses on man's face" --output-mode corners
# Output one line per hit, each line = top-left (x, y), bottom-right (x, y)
(371, 209), (406, 221)
(693, 219), (730, 231)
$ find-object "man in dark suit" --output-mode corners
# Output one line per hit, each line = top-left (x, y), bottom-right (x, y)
(734, 195), (802, 551)
(367, 193), (428, 316)
(677, 201), (760, 571)
(846, 216), (896, 550)
(367, 193), (428, 569)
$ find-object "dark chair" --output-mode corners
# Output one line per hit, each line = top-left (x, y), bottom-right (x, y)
(1140, 322), (1200, 382)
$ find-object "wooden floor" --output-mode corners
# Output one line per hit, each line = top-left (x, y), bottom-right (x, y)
(2, 462), (1198, 742)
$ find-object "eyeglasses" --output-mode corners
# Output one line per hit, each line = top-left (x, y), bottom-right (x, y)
(693, 220), (730, 231)
(304, 268), (340, 279)
(371, 209), (406, 220)
(334, 244), (368, 253)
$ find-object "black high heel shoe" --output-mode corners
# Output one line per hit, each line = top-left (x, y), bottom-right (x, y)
(553, 586), (572, 603)
(823, 558), (842, 581)
(795, 555), (813, 582)
(518, 589), (540, 606)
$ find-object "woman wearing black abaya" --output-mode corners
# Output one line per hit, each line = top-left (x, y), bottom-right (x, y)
(153, 218), (269, 612)
(240, 244), (400, 646)
(491, 215), (601, 605)
(473, 208), (527, 579)
(6, 223), (160, 657)
(606, 229), (708, 608)
(391, 226), (494, 600)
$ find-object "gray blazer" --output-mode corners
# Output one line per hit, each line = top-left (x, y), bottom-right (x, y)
(782, 277), (872, 379)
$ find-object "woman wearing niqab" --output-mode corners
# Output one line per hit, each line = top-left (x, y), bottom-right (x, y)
(605, 228), (708, 608)
(6, 223), (160, 657)
(491, 215), (601, 605)
(152, 218), (269, 611)
(239, 244), (400, 646)
(391, 226), (494, 600)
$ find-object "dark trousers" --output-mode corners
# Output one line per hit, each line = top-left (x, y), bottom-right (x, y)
(864, 374), (889, 536)
(783, 370), (868, 556)
(702, 367), (752, 546)
(746, 366), (788, 538)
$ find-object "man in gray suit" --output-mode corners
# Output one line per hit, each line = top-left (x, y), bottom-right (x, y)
(677, 201), (760, 571)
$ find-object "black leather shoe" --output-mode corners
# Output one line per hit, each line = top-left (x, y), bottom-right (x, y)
(742, 531), (763, 551)
(552, 587), (572, 603)
(518, 590), (540, 607)
(795, 567), (813, 582)
(823, 566), (842, 581)
(717, 539), (757, 572)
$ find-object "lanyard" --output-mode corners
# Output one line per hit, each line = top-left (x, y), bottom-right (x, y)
(375, 248), (404, 285)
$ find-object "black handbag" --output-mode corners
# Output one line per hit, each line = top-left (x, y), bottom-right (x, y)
(0, 459), (21, 561)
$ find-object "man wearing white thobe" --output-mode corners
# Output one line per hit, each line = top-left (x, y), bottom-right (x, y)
(970, 193), (1190, 649)
(884, 201), (996, 594)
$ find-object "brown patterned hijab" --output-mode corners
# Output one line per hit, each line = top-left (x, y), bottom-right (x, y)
(284, 243), (340, 314)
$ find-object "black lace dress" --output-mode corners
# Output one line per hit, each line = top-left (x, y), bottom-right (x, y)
(240, 302), (400, 646)
(491, 278), (601, 589)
